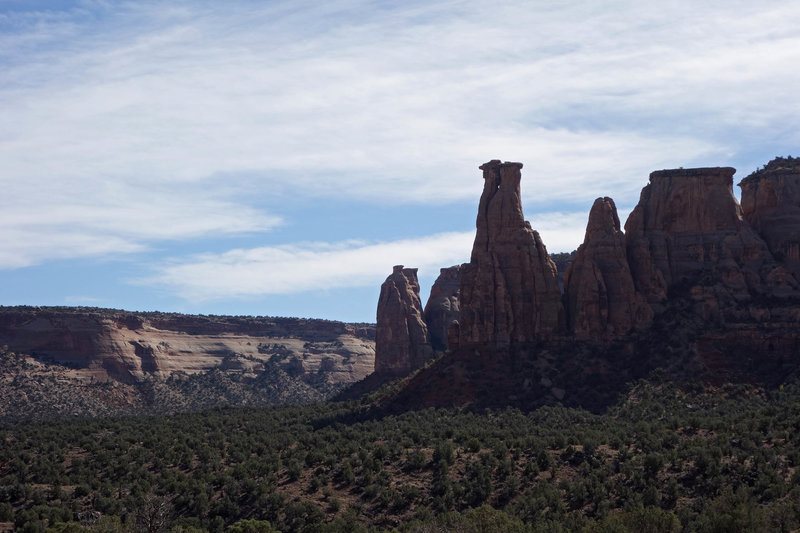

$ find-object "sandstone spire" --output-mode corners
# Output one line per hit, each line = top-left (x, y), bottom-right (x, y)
(374, 265), (435, 376)
(563, 197), (652, 340)
(458, 160), (563, 347)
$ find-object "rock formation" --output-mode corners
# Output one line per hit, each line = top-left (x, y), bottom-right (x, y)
(564, 197), (652, 340)
(375, 266), (435, 375)
(458, 160), (563, 347)
(423, 265), (461, 352)
(624, 167), (782, 309)
(739, 157), (800, 281)
(0, 307), (375, 386)
(550, 251), (576, 293)
(383, 157), (800, 413)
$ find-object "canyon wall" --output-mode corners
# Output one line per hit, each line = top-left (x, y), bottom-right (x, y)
(0, 307), (375, 387)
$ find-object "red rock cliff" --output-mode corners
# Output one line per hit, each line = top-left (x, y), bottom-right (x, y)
(375, 266), (435, 375)
(458, 160), (563, 347)
(739, 157), (800, 281)
(624, 167), (778, 306)
(385, 160), (800, 413)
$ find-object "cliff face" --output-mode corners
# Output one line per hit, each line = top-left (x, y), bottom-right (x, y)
(458, 160), (563, 347)
(624, 167), (772, 303)
(0, 307), (375, 387)
(739, 158), (800, 281)
(374, 266), (435, 376)
(564, 197), (652, 340)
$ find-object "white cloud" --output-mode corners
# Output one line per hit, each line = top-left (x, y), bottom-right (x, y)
(142, 231), (475, 301)
(2, 0), (800, 271)
(0, 184), (281, 269)
(141, 205), (600, 301)
(532, 211), (591, 254)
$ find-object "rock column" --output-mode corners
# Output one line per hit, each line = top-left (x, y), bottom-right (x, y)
(458, 160), (564, 347)
(563, 197), (652, 340)
(375, 265), (435, 376)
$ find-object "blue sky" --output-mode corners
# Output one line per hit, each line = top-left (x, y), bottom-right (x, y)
(2, 0), (800, 323)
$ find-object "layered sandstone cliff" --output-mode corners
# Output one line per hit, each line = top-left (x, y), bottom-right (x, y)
(739, 157), (800, 281)
(374, 266), (435, 376)
(626, 168), (748, 300)
(0, 307), (375, 386)
(458, 160), (563, 347)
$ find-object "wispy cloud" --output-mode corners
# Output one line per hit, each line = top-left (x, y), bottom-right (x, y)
(2, 0), (799, 271)
(141, 206), (598, 301)
(141, 231), (475, 301)
(0, 184), (281, 268)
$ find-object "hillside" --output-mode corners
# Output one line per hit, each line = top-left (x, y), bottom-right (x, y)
(1, 379), (800, 532)
(0, 307), (375, 421)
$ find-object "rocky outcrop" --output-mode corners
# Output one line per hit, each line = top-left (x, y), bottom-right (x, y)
(624, 167), (783, 309)
(423, 265), (461, 352)
(0, 307), (375, 386)
(564, 197), (652, 340)
(383, 158), (800, 413)
(458, 160), (564, 347)
(375, 266), (435, 376)
(739, 157), (800, 281)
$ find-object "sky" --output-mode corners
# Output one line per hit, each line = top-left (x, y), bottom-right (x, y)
(2, 0), (800, 323)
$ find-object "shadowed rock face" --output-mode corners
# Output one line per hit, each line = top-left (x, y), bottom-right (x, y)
(423, 265), (461, 352)
(458, 160), (564, 347)
(382, 160), (800, 413)
(564, 197), (652, 340)
(375, 266), (435, 376)
(740, 158), (800, 281)
(624, 167), (779, 305)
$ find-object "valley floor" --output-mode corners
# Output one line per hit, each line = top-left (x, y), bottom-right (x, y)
(2, 378), (800, 532)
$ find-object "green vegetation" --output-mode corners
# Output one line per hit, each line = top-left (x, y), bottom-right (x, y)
(2, 380), (800, 532)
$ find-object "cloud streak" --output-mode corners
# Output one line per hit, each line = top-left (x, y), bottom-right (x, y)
(141, 208), (597, 301)
(142, 231), (476, 301)
(4, 1), (797, 207)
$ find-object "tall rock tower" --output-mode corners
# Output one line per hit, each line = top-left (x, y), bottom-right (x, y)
(563, 197), (652, 340)
(457, 160), (564, 347)
(423, 265), (462, 352)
